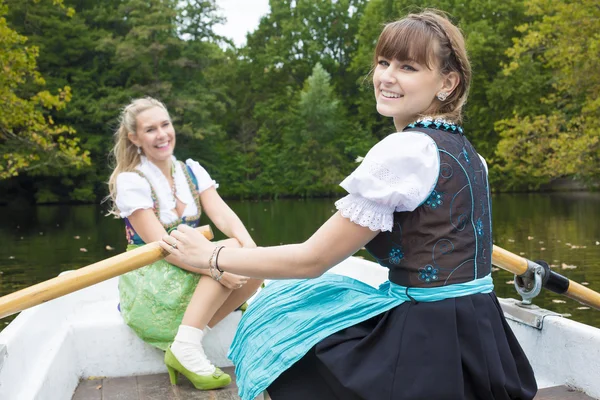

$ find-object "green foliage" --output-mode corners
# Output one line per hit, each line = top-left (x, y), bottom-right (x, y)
(0, 0), (89, 180)
(280, 63), (369, 196)
(2, 0), (229, 202)
(220, 0), (370, 198)
(0, 0), (597, 202)
(494, 0), (600, 189)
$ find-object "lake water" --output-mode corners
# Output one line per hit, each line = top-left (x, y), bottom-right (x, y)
(1, 192), (599, 330)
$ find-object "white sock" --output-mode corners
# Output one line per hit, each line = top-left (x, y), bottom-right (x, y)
(203, 325), (212, 337)
(170, 325), (215, 375)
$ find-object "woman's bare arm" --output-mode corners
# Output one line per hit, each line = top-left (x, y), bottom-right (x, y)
(199, 187), (256, 248)
(164, 212), (379, 279)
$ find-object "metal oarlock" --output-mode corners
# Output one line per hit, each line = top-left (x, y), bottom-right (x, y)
(492, 245), (600, 311)
(514, 260), (545, 305)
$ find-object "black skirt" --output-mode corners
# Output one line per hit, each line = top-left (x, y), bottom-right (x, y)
(268, 292), (537, 400)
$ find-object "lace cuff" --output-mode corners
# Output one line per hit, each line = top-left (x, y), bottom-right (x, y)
(335, 194), (395, 232)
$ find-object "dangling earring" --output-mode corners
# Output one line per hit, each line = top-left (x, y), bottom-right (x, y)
(437, 92), (449, 101)
(137, 146), (142, 155)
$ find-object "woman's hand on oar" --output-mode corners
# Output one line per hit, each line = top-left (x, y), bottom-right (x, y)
(160, 224), (216, 269)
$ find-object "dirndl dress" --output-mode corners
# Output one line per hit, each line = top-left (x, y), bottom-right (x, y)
(228, 120), (537, 399)
(116, 159), (205, 350)
(229, 274), (537, 400)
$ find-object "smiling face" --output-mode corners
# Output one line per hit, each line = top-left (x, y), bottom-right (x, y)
(372, 17), (461, 130)
(373, 57), (445, 130)
(128, 106), (175, 165)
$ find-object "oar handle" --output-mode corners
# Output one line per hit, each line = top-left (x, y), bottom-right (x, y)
(0, 225), (214, 320)
(492, 244), (600, 311)
(492, 245), (529, 275)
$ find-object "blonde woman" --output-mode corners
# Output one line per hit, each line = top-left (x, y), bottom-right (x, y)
(107, 97), (262, 390)
(161, 11), (537, 400)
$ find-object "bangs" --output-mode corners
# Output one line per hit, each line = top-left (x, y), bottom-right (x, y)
(374, 19), (438, 69)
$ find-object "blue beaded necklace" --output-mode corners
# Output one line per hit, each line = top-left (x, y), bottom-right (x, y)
(405, 116), (464, 135)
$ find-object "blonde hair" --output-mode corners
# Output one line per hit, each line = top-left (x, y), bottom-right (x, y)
(374, 10), (471, 122)
(106, 97), (170, 215)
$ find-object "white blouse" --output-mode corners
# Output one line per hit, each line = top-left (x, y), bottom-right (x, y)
(115, 156), (218, 224)
(335, 131), (488, 232)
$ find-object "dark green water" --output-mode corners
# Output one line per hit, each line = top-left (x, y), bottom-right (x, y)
(1, 192), (599, 330)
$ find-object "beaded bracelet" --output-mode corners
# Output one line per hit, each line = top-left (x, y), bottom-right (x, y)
(210, 261), (223, 281)
(209, 245), (225, 281)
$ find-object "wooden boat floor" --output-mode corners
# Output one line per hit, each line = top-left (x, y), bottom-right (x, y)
(72, 370), (594, 400)
(72, 367), (251, 400)
(535, 385), (597, 400)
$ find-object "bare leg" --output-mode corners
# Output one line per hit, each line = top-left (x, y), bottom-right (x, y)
(169, 238), (263, 387)
(208, 277), (263, 327)
(181, 238), (241, 328)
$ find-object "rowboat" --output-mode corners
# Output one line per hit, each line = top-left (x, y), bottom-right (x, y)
(0, 234), (599, 399)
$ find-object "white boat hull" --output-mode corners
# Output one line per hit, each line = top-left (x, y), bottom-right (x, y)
(1, 257), (599, 399)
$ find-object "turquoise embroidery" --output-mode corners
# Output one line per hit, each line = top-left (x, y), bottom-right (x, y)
(476, 218), (484, 236)
(425, 190), (443, 209)
(395, 118), (491, 284)
(462, 147), (471, 164)
(418, 265), (439, 283)
(440, 163), (453, 179)
(406, 117), (463, 134)
(389, 247), (404, 265)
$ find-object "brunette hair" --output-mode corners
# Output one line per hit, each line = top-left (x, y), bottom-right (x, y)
(374, 10), (471, 122)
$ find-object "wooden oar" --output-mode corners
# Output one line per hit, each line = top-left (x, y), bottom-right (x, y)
(492, 244), (600, 311)
(1, 231), (598, 319)
(0, 225), (214, 320)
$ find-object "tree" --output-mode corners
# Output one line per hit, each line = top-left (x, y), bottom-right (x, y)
(0, 0), (89, 180)
(281, 63), (372, 196)
(178, 0), (225, 42)
(223, 0), (369, 197)
(494, 0), (600, 189)
(2, 0), (231, 202)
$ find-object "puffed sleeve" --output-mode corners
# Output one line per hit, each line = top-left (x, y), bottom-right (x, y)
(335, 131), (439, 232)
(115, 172), (154, 218)
(186, 159), (219, 193)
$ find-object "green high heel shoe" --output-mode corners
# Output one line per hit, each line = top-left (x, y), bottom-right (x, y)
(164, 348), (232, 390)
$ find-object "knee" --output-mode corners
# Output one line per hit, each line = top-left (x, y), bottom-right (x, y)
(248, 278), (264, 288)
